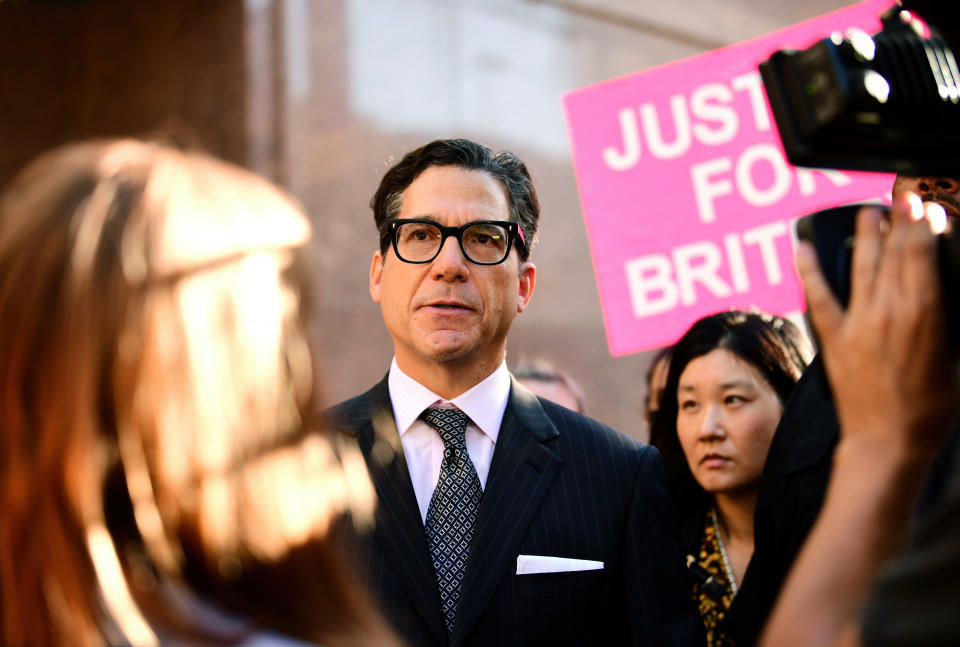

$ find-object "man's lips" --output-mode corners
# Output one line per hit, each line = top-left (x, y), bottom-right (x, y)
(419, 300), (476, 313)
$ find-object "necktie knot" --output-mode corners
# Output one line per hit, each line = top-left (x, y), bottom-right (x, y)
(421, 407), (469, 450)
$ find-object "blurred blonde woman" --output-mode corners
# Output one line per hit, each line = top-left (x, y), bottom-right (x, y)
(0, 139), (399, 646)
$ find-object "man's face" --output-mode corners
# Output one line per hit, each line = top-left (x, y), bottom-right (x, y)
(370, 165), (535, 381)
(892, 175), (960, 222)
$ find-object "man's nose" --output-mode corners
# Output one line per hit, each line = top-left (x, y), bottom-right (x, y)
(913, 176), (960, 195)
(431, 235), (469, 279)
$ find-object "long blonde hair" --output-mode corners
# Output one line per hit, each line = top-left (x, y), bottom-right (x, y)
(0, 139), (388, 646)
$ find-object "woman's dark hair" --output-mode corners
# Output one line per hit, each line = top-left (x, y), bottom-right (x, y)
(650, 310), (812, 516)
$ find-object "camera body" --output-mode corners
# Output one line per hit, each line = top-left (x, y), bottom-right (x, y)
(763, 5), (960, 345)
(761, 7), (960, 176)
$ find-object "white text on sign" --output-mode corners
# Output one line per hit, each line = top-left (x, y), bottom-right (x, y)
(624, 220), (791, 318)
(690, 147), (852, 223)
(602, 71), (770, 169)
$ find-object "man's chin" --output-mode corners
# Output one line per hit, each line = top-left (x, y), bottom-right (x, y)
(422, 331), (474, 362)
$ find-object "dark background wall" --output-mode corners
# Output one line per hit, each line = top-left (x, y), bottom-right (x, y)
(0, 0), (248, 185)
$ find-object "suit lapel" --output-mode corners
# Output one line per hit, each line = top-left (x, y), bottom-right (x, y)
(341, 378), (447, 645)
(451, 378), (562, 645)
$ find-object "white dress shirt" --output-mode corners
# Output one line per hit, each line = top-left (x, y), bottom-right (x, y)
(387, 357), (510, 522)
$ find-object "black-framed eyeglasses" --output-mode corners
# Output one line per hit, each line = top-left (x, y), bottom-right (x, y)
(384, 218), (525, 265)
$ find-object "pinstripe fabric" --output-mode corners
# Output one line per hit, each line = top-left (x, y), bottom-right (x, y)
(331, 375), (705, 647)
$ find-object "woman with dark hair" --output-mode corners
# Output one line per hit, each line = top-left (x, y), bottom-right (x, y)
(650, 310), (812, 647)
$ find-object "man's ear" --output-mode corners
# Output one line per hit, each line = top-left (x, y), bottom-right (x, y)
(517, 261), (536, 313)
(370, 250), (384, 303)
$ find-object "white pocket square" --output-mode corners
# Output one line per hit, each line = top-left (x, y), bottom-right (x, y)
(516, 554), (604, 575)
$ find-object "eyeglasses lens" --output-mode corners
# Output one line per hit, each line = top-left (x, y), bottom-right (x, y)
(395, 222), (510, 263)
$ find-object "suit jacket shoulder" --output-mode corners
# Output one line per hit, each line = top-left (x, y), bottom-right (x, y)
(534, 395), (646, 448)
(325, 374), (390, 429)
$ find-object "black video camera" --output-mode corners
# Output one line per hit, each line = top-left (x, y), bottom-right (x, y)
(761, 5), (960, 176)
(761, 4), (960, 343)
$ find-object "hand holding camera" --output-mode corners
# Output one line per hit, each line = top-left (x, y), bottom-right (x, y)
(797, 193), (960, 457)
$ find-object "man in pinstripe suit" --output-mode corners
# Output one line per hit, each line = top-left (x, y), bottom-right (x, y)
(329, 139), (704, 647)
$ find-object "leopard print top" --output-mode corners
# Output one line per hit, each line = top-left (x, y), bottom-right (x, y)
(687, 512), (737, 647)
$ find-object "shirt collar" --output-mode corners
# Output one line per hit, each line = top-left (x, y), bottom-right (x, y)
(387, 357), (510, 443)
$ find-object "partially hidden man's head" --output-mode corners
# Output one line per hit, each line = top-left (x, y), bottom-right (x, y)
(371, 138), (540, 262)
(513, 359), (587, 414)
(644, 345), (673, 430)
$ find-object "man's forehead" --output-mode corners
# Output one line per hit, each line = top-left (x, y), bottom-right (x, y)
(400, 165), (510, 220)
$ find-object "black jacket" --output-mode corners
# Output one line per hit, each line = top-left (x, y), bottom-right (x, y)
(328, 375), (705, 647)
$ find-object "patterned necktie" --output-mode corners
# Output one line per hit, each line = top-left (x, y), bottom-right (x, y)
(422, 407), (483, 635)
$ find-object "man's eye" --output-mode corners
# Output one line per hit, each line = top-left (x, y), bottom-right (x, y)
(402, 225), (437, 242)
(466, 226), (504, 246)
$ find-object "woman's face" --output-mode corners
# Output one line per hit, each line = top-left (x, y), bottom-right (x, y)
(675, 348), (783, 497)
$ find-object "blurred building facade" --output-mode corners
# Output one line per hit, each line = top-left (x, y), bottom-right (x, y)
(0, 0), (851, 438)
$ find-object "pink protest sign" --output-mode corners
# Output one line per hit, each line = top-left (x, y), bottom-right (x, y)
(563, 0), (895, 356)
